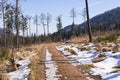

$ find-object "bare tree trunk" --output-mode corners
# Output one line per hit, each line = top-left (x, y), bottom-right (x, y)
(23, 28), (25, 45)
(36, 24), (38, 36)
(85, 0), (92, 42)
(47, 22), (49, 42)
(28, 17), (31, 44)
(46, 13), (51, 42)
(40, 13), (46, 37)
(71, 8), (76, 37)
(43, 24), (46, 37)
(72, 8), (75, 24)
(11, 29), (13, 47)
(2, 0), (6, 48)
(27, 28), (28, 37)
(11, 48), (18, 70)
(15, 0), (19, 49)
(28, 17), (31, 36)
(47, 21), (49, 36)
(72, 22), (75, 36)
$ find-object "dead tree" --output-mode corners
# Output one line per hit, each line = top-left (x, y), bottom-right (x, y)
(70, 8), (77, 36)
(85, 0), (92, 42)
(15, 0), (19, 49)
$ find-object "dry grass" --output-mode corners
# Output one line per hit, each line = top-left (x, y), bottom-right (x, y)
(0, 60), (11, 80)
(77, 64), (101, 80)
(0, 43), (46, 80)
(0, 73), (9, 80)
(92, 53), (106, 63)
(70, 36), (89, 43)
(0, 48), (15, 80)
(64, 48), (77, 55)
(28, 44), (46, 80)
(81, 47), (90, 51)
(0, 44), (46, 80)
(92, 57), (106, 63)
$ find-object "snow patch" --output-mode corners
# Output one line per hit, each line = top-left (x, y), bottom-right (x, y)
(9, 51), (37, 80)
(56, 43), (120, 80)
(45, 49), (61, 80)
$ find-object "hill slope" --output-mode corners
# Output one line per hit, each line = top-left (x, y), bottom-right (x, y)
(63, 7), (120, 32)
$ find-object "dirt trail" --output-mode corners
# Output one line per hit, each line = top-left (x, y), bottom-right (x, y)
(29, 44), (46, 80)
(36, 44), (46, 80)
(47, 43), (87, 80)
(29, 43), (87, 80)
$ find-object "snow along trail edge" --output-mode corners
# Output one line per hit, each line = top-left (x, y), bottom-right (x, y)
(9, 51), (37, 80)
(56, 43), (120, 80)
(45, 48), (61, 80)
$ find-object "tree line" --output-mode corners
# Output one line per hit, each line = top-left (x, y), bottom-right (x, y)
(0, 0), (52, 48)
(0, 0), (92, 49)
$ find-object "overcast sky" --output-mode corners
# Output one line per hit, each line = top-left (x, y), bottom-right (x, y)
(2, 0), (120, 35)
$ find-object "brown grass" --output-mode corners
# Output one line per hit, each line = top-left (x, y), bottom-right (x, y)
(77, 64), (101, 80)
(5, 44), (46, 80)
(28, 44), (46, 80)
(0, 48), (15, 80)
(0, 73), (9, 80)
(64, 48), (77, 55)
(70, 36), (89, 43)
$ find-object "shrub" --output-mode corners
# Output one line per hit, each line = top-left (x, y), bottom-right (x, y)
(113, 44), (119, 52)
(68, 49), (77, 55)
(81, 47), (89, 51)
(95, 34), (118, 42)
(0, 48), (9, 60)
(98, 53), (106, 58)
(64, 48), (69, 51)
(113, 66), (120, 69)
(92, 53), (106, 63)
(64, 48), (77, 55)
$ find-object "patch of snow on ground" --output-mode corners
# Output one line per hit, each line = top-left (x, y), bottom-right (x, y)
(91, 57), (118, 74)
(56, 45), (97, 64)
(56, 43), (120, 80)
(102, 73), (120, 80)
(91, 56), (120, 80)
(45, 49), (61, 80)
(9, 51), (37, 80)
(9, 65), (30, 80)
(56, 45), (71, 56)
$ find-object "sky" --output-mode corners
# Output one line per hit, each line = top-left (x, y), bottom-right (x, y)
(2, 0), (120, 36)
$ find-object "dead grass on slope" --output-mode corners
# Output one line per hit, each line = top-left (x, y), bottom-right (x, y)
(47, 43), (86, 80)
(0, 48), (16, 80)
(70, 36), (89, 43)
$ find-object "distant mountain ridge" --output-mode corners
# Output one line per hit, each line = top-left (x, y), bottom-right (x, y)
(63, 7), (120, 32)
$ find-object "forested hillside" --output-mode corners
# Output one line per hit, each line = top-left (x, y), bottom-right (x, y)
(63, 7), (120, 32)
(51, 7), (120, 41)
